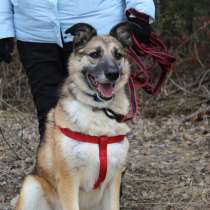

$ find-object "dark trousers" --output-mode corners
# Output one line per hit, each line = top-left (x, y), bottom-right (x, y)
(17, 41), (73, 140)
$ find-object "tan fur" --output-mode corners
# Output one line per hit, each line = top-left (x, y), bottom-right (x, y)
(15, 35), (131, 210)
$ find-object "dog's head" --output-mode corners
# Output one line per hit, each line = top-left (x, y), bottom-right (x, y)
(64, 22), (133, 108)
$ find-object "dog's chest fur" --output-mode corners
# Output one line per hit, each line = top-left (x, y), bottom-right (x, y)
(57, 100), (130, 192)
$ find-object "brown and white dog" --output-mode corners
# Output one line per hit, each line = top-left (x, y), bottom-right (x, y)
(15, 22), (134, 210)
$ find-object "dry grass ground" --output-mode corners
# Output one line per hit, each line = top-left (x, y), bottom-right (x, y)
(0, 53), (210, 210)
(0, 96), (210, 210)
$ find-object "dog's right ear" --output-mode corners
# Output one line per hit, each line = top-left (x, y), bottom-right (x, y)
(65, 23), (97, 50)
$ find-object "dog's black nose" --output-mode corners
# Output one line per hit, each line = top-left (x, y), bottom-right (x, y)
(105, 70), (119, 81)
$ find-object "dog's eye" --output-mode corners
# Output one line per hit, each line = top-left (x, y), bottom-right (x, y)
(89, 51), (100, 59)
(114, 50), (123, 60)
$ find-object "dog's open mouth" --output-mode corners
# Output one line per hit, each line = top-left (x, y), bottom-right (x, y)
(87, 74), (114, 101)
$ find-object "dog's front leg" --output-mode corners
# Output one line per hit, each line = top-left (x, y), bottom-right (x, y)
(101, 171), (122, 210)
(56, 170), (80, 210)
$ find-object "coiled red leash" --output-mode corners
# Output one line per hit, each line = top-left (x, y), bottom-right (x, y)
(117, 9), (176, 121)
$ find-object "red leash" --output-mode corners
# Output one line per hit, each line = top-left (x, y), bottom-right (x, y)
(119, 10), (176, 121)
(59, 127), (125, 189)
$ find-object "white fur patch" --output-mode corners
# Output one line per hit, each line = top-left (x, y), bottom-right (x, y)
(19, 176), (52, 210)
(63, 100), (130, 136)
(10, 195), (19, 209)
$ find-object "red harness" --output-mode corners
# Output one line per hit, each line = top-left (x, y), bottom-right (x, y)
(59, 127), (125, 189)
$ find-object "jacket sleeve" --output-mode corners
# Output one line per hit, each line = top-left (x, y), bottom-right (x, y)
(125, 0), (155, 23)
(0, 0), (15, 39)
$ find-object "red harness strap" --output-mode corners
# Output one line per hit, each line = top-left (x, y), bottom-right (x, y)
(59, 127), (125, 189)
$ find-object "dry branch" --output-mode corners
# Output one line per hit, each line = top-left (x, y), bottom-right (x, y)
(176, 20), (210, 50)
(194, 42), (205, 69)
(169, 70), (210, 96)
(182, 105), (210, 123)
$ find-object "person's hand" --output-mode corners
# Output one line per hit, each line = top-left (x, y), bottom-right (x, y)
(0, 38), (14, 63)
(126, 10), (151, 43)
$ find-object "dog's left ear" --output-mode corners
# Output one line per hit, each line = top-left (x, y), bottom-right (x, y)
(65, 23), (97, 50)
(110, 22), (134, 48)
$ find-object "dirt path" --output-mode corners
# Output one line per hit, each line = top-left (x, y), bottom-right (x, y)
(0, 107), (210, 210)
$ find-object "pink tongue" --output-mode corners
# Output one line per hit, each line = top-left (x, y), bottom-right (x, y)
(97, 84), (114, 98)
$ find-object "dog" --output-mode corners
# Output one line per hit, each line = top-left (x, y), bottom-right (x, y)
(15, 22), (134, 210)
